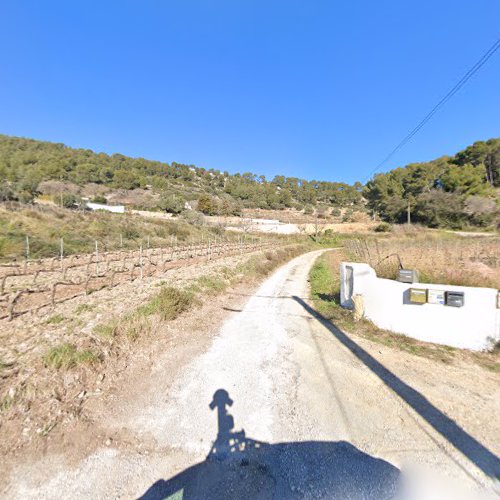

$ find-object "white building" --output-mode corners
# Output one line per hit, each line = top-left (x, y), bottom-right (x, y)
(340, 262), (499, 351)
(85, 201), (125, 214)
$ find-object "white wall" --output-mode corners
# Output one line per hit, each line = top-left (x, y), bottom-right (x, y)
(86, 202), (125, 213)
(340, 262), (499, 351)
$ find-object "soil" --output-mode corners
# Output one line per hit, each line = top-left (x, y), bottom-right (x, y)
(1, 250), (499, 499)
(0, 247), (269, 464)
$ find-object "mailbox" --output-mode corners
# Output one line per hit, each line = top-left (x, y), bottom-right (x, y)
(398, 269), (419, 283)
(446, 291), (464, 307)
(409, 288), (427, 304)
(427, 289), (445, 305)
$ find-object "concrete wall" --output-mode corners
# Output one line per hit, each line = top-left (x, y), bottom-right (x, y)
(340, 262), (499, 351)
(86, 202), (125, 213)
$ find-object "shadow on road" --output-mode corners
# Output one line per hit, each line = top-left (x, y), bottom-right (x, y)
(138, 389), (400, 499)
(291, 295), (500, 481)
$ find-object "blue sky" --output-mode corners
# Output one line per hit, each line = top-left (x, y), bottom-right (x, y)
(1, 1), (499, 184)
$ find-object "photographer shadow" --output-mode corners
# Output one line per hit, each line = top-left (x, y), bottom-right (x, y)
(138, 389), (400, 499)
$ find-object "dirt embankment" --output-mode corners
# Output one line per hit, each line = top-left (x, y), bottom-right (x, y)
(2, 249), (499, 498)
(0, 243), (309, 481)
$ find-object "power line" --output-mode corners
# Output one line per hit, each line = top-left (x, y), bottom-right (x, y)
(366, 35), (500, 182)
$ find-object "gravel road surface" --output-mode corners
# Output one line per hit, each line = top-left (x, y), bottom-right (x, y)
(4, 250), (499, 499)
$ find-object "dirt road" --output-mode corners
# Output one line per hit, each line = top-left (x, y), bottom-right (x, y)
(3, 250), (499, 498)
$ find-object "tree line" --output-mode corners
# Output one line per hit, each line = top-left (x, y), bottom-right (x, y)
(364, 138), (499, 228)
(0, 135), (363, 212)
(0, 134), (498, 229)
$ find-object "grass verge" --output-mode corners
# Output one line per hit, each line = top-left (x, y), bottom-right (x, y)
(85, 243), (312, 358)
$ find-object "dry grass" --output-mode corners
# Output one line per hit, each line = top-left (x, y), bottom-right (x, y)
(137, 286), (198, 321)
(88, 243), (311, 358)
(0, 203), (242, 261)
(309, 250), (500, 371)
(345, 231), (500, 288)
(0, 244), (312, 457)
(43, 343), (101, 370)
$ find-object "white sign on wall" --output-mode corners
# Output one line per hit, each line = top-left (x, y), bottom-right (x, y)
(427, 289), (445, 305)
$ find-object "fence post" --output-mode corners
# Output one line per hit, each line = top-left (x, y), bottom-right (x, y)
(60, 238), (64, 269)
(140, 244), (143, 279)
(95, 240), (99, 275)
(24, 235), (30, 273)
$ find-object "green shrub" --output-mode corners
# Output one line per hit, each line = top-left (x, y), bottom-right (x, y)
(54, 193), (79, 209)
(93, 322), (118, 339)
(159, 194), (185, 214)
(374, 222), (392, 233)
(92, 195), (107, 204)
(123, 315), (150, 341)
(75, 303), (95, 315)
(342, 209), (354, 222)
(46, 314), (65, 324)
(196, 275), (227, 293)
(139, 286), (196, 321)
(43, 343), (100, 370)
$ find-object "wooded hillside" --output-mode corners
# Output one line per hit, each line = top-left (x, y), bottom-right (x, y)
(365, 138), (499, 228)
(0, 135), (362, 213)
(0, 134), (498, 229)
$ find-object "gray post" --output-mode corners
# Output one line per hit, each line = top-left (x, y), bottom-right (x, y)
(25, 235), (30, 261)
(60, 238), (64, 267)
(95, 241), (99, 275)
(140, 244), (143, 279)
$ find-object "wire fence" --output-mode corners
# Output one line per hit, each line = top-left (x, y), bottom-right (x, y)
(0, 237), (272, 321)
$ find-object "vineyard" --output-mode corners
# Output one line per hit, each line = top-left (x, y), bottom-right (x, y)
(0, 238), (271, 320)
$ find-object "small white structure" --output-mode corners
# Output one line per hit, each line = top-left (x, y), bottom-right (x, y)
(340, 262), (499, 351)
(86, 202), (125, 214)
(250, 218), (280, 225)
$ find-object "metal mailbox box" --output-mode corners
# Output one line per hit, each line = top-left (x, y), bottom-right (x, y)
(427, 289), (445, 305)
(409, 288), (427, 304)
(446, 291), (464, 307)
(398, 269), (420, 284)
